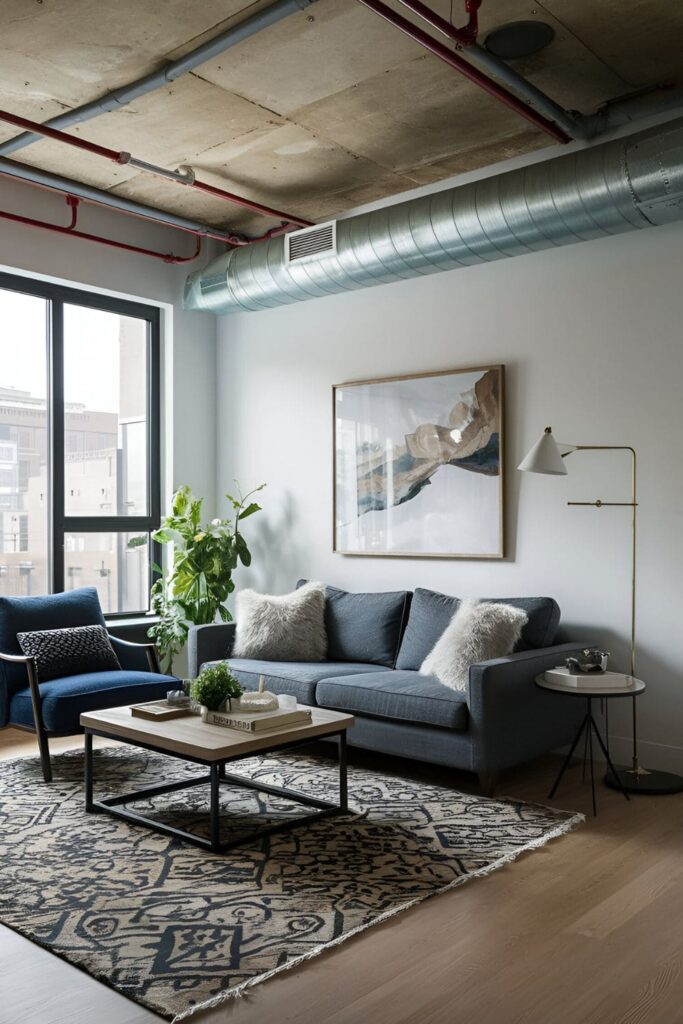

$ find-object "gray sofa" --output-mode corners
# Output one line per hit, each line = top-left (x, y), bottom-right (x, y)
(188, 584), (588, 794)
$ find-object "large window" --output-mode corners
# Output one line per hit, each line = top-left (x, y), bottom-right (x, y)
(0, 273), (160, 616)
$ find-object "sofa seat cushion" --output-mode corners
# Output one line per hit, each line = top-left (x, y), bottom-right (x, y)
(10, 670), (177, 734)
(206, 659), (391, 707)
(316, 670), (469, 730)
(396, 588), (561, 670)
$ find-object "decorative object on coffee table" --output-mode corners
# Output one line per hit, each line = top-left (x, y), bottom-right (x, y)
(334, 365), (505, 558)
(165, 688), (191, 707)
(130, 700), (194, 722)
(239, 674), (279, 711)
(519, 428), (683, 795)
(191, 661), (243, 713)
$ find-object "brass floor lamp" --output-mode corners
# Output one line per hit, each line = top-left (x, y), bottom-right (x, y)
(519, 427), (682, 795)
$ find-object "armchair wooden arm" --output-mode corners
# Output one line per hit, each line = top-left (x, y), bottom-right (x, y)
(0, 648), (50, 781)
(0, 649), (35, 665)
(107, 635), (161, 674)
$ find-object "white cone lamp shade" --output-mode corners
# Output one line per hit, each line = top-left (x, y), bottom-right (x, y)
(518, 428), (568, 475)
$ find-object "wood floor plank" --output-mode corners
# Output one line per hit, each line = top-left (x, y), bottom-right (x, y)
(0, 728), (681, 1024)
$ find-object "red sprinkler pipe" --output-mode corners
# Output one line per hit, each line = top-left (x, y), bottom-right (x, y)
(0, 160), (290, 247)
(396, 0), (480, 46)
(0, 108), (312, 228)
(356, 0), (571, 143)
(0, 194), (203, 263)
(463, 0), (482, 43)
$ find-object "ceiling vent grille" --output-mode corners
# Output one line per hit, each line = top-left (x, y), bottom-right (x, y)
(285, 221), (337, 265)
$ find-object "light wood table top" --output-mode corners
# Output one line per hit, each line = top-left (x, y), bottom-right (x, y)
(80, 705), (354, 762)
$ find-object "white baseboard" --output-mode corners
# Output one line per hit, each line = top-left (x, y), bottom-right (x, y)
(562, 733), (683, 774)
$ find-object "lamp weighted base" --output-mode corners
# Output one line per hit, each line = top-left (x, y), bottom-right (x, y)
(605, 766), (683, 795)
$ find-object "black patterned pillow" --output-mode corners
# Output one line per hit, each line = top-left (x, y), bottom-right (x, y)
(17, 624), (121, 683)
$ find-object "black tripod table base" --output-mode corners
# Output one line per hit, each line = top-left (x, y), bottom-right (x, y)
(605, 767), (683, 795)
(548, 697), (630, 816)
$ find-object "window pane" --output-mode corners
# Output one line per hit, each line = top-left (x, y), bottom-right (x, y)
(64, 532), (150, 614)
(0, 288), (49, 596)
(63, 305), (148, 516)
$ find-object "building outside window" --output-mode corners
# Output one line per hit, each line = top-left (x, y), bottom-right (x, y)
(0, 275), (160, 615)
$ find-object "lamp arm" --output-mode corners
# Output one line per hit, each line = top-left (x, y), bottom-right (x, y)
(561, 444), (637, 681)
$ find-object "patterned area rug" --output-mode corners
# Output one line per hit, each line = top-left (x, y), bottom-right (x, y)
(0, 748), (582, 1021)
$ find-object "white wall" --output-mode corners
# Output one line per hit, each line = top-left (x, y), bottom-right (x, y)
(216, 207), (683, 773)
(0, 175), (218, 514)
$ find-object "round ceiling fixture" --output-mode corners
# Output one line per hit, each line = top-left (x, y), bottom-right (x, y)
(484, 20), (555, 60)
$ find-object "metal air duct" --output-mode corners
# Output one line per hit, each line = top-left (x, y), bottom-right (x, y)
(184, 117), (683, 315)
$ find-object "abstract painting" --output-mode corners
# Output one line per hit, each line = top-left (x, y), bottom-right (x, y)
(334, 365), (504, 557)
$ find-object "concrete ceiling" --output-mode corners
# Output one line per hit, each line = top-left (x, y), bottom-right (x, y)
(0, 0), (681, 237)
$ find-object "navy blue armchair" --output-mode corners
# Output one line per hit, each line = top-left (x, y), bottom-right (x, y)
(0, 587), (178, 782)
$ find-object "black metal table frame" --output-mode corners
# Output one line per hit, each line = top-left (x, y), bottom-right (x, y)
(547, 693), (632, 815)
(84, 727), (348, 854)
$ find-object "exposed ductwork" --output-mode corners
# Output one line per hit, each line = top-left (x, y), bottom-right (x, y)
(184, 117), (683, 315)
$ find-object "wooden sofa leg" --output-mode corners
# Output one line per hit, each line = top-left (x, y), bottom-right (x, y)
(478, 770), (498, 798)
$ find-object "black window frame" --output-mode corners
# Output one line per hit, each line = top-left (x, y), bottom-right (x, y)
(0, 270), (161, 619)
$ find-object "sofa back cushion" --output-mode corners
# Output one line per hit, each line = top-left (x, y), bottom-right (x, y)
(0, 587), (107, 725)
(396, 588), (560, 670)
(395, 588), (459, 670)
(297, 581), (411, 667)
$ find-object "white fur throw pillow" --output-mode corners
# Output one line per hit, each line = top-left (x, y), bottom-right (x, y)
(233, 581), (327, 662)
(420, 599), (528, 693)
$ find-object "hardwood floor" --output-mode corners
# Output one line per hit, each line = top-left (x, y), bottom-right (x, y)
(1, 727), (682, 1024)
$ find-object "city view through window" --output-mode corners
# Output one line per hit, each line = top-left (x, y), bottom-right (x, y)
(0, 285), (154, 613)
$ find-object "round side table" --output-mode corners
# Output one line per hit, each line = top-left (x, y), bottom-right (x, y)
(535, 674), (646, 816)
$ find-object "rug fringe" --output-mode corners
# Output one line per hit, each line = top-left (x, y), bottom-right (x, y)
(171, 808), (584, 1022)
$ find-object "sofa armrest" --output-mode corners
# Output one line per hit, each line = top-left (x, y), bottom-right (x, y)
(109, 635), (161, 674)
(467, 642), (593, 776)
(187, 623), (236, 678)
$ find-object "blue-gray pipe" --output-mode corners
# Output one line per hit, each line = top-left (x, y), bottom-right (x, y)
(184, 116), (683, 314)
(0, 0), (313, 157)
(0, 156), (237, 241)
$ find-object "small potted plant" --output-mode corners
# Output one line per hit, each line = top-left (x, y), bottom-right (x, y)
(190, 663), (243, 721)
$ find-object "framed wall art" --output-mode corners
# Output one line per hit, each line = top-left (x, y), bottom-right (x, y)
(333, 365), (504, 558)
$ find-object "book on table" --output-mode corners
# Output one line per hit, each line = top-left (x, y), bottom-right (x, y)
(204, 707), (312, 732)
(130, 700), (193, 721)
(543, 667), (632, 689)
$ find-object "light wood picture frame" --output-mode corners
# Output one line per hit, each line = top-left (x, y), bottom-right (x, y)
(333, 364), (505, 559)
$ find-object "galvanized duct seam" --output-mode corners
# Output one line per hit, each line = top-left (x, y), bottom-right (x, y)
(185, 118), (683, 315)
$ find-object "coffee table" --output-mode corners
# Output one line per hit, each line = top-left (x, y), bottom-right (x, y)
(80, 705), (354, 854)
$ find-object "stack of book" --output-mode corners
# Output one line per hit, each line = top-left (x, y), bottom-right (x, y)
(203, 707), (312, 732)
(544, 667), (631, 689)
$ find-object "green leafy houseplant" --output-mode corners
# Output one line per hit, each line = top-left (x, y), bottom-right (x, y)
(190, 663), (243, 712)
(148, 483), (264, 671)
